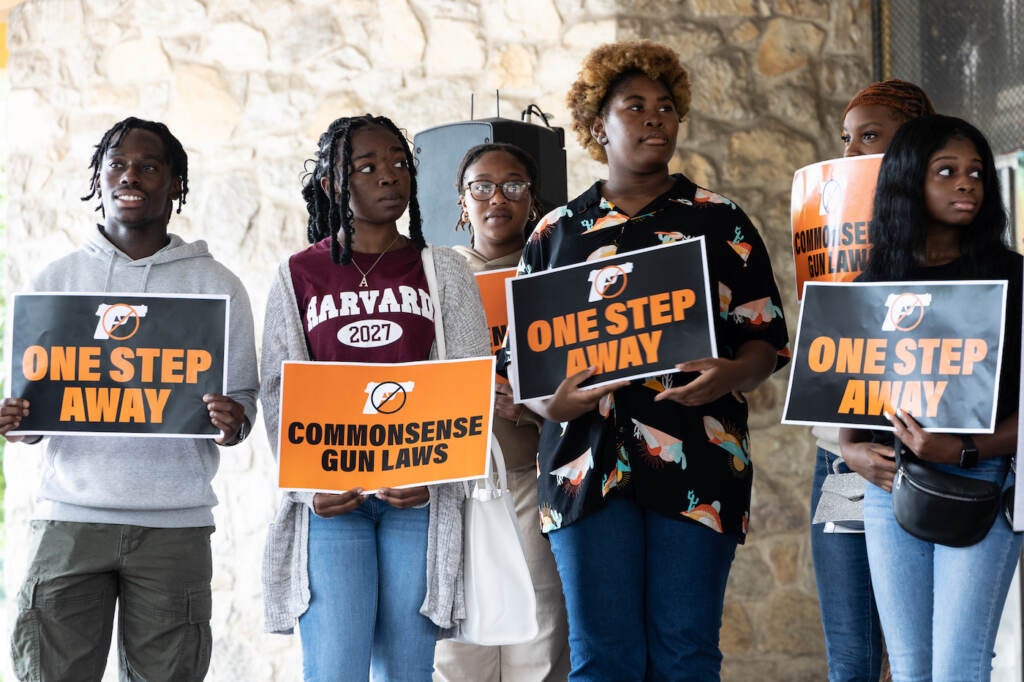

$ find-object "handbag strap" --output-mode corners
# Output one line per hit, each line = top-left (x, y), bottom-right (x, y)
(464, 434), (508, 497)
(894, 438), (906, 468)
(421, 246), (447, 361)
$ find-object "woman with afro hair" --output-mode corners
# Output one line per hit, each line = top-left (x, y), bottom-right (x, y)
(511, 41), (790, 680)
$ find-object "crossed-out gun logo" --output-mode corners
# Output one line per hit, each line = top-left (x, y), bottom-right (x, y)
(882, 292), (932, 332)
(819, 177), (843, 217)
(94, 303), (149, 340)
(363, 381), (415, 415)
(586, 262), (634, 302)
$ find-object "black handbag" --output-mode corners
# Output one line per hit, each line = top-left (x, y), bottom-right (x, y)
(891, 439), (1002, 547)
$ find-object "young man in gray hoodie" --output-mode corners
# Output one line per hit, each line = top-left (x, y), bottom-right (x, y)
(0, 117), (259, 681)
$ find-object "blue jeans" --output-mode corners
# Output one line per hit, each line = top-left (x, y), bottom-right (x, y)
(299, 498), (436, 682)
(548, 497), (738, 682)
(863, 457), (1021, 682)
(810, 447), (883, 681)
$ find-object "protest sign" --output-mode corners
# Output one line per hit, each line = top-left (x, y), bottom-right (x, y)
(475, 267), (516, 385)
(277, 357), (495, 492)
(476, 267), (517, 354)
(506, 238), (717, 402)
(783, 281), (1006, 432)
(791, 154), (882, 299)
(7, 292), (228, 437)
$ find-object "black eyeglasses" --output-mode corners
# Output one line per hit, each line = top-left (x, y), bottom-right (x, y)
(464, 180), (532, 202)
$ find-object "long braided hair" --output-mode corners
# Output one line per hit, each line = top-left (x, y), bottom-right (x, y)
(81, 116), (189, 216)
(301, 114), (426, 265)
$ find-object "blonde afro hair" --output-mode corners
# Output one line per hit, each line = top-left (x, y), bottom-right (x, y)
(567, 40), (691, 163)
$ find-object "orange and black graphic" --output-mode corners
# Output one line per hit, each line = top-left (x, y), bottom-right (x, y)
(9, 293), (228, 437)
(791, 155), (882, 299)
(94, 303), (149, 340)
(277, 357), (495, 492)
(473, 268), (516, 386)
(506, 238), (717, 401)
(783, 281), (1007, 432)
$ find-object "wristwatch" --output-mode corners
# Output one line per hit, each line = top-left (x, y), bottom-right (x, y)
(226, 417), (250, 447)
(959, 435), (979, 469)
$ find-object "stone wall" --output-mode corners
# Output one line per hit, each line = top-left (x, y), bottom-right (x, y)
(2, 1), (872, 679)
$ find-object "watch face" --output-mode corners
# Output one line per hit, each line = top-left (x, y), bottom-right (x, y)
(960, 438), (979, 468)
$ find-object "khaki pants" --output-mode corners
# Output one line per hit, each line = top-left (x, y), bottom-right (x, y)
(434, 466), (570, 682)
(10, 521), (214, 682)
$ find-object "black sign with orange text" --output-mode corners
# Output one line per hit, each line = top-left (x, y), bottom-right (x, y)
(782, 281), (1007, 432)
(7, 293), (228, 437)
(506, 238), (718, 402)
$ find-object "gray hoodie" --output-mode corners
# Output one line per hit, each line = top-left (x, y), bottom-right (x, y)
(28, 226), (259, 528)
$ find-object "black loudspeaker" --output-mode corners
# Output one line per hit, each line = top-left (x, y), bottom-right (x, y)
(413, 118), (567, 248)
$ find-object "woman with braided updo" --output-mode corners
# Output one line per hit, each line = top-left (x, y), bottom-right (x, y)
(810, 79), (934, 682)
(260, 114), (489, 681)
(841, 79), (935, 157)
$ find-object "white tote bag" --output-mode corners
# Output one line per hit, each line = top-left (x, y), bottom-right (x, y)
(453, 436), (539, 645)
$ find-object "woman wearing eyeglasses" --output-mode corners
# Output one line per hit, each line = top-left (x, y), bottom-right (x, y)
(433, 143), (571, 682)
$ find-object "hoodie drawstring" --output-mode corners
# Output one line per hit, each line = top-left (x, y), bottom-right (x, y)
(103, 251), (118, 292)
(102, 249), (153, 292)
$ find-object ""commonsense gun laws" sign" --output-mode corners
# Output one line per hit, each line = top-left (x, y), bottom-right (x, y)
(277, 357), (495, 492)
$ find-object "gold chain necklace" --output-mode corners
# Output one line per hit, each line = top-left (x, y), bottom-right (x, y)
(351, 233), (401, 288)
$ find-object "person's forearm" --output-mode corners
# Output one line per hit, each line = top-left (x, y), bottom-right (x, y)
(839, 427), (870, 447)
(523, 397), (557, 423)
(730, 340), (777, 392)
(972, 411), (1017, 460)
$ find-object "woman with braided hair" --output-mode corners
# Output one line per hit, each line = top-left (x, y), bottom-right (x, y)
(841, 79), (935, 157)
(260, 114), (489, 681)
(810, 79), (934, 682)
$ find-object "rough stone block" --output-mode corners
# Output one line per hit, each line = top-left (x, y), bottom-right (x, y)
(756, 17), (826, 77)
(424, 19), (485, 76)
(104, 37), (172, 84)
(204, 22), (270, 72)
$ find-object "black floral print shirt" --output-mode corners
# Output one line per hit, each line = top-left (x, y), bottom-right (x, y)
(518, 175), (790, 542)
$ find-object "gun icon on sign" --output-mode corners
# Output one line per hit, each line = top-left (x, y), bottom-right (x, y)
(94, 303), (149, 340)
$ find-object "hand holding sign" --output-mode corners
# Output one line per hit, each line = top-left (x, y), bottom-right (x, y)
(493, 382), (521, 423)
(885, 409), (962, 466)
(655, 340), (778, 407)
(376, 486), (430, 508)
(0, 397), (31, 442)
(528, 366), (629, 423)
(203, 393), (247, 445)
(312, 489), (366, 517)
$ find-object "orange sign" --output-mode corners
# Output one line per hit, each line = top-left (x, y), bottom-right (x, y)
(475, 268), (516, 384)
(277, 357), (495, 492)
(475, 268), (517, 353)
(791, 154), (883, 299)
